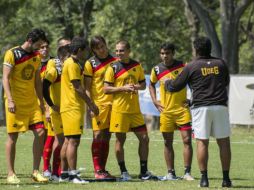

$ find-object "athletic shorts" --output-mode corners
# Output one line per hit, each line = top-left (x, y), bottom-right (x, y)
(191, 105), (231, 139)
(92, 105), (111, 131)
(160, 109), (192, 133)
(61, 109), (84, 136)
(50, 112), (63, 135)
(5, 99), (44, 133)
(110, 111), (146, 133)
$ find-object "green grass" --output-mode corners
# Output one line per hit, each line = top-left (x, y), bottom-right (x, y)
(0, 126), (254, 189)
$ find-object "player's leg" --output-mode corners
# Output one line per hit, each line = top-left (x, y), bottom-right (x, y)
(6, 133), (19, 179)
(212, 105), (231, 187)
(179, 124), (193, 180)
(191, 106), (211, 187)
(160, 112), (177, 180)
(59, 137), (69, 182)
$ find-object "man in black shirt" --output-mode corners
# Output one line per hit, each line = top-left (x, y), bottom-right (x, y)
(164, 37), (232, 188)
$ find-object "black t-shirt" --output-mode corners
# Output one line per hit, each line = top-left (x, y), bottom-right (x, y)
(165, 56), (230, 108)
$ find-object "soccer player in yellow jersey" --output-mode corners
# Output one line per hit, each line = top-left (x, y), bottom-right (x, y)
(2, 28), (48, 184)
(43, 45), (70, 181)
(84, 36), (117, 179)
(149, 42), (193, 181)
(104, 40), (157, 181)
(60, 37), (99, 184)
(39, 39), (55, 178)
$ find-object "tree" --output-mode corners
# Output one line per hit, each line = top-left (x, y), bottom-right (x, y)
(186, 0), (253, 74)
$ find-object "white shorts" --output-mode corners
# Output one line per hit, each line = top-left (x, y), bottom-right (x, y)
(191, 105), (231, 139)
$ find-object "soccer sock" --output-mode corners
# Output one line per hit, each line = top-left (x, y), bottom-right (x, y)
(223, 170), (230, 180)
(43, 136), (55, 171)
(91, 139), (103, 172)
(140, 160), (148, 174)
(184, 166), (191, 174)
(52, 145), (61, 176)
(201, 170), (208, 178)
(101, 140), (109, 171)
(118, 161), (127, 173)
(168, 169), (176, 176)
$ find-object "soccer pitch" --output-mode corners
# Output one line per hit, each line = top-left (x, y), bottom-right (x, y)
(0, 127), (253, 190)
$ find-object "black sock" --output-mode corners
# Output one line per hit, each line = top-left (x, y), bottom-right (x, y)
(118, 161), (127, 173)
(168, 169), (176, 176)
(184, 166), (191, 174)
(140, 160), (148, 174)
(223, 170), (230, 180)
(201, 170), (208, 178)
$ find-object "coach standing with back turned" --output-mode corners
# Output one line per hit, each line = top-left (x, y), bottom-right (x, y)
(164, 36), (232, 188)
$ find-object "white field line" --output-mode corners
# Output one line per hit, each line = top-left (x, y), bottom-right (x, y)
(80, 137), (254, 144)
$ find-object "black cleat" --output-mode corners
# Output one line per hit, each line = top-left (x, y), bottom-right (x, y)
(199, 176), (209, 187)
(222, 179), (232, 188)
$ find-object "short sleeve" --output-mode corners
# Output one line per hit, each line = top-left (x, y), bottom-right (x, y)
(104, 66), (115, 84)
(68, 63), (81, 81)
(150, 68), (158, 84)
(3, 50), (15, 68)
(83, 60), (93, 77)
(45, 60), (58, 83)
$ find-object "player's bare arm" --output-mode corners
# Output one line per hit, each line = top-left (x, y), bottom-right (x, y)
(149, 82), (164, 112)
(103, 82), (135, 94)
(2, 65), (15, 113)
(72, 79), (99, 116)
(84, 76), (96, 117)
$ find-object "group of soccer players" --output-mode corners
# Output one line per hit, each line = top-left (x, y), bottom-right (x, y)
(2, 28), (231, 188)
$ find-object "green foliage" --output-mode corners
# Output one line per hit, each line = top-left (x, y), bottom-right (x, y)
(91, 0), (192, 73)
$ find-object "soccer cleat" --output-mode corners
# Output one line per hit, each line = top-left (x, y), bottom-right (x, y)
(139, 171), (159, 181)
(120, 171), (132, 181)
(222, 179), (232, 188)
(32, 171), (49, 182)
(7, 174), (20, 184)
(199, 176), (209, 187)
(69, 175), (89, 184)
(43, 170), (52, 178)
(59, 173), (69, 183)
(182, 173), (195, 181)
(162, 172), (178, 181)
(95, 170), (116, 179)
(49, 175), (59, 182)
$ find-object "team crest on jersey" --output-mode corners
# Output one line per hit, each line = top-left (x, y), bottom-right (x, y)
(174, 70), (179, 75)
(33, 57), (37, 62)
(115, 124), (119, 128)
(97, 121), (101, 126)
(123, 74), (137, 85)
(133, 68), (136, 72)
(21, 64), (34, 80)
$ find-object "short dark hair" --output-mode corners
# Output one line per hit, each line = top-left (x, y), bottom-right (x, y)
(160, 42), (175, 53)
(26, 28), (47, 43)
(42, 37), (50, 45)
(90, 35), (107, 50)
(116, 40), (131, 50)
(57, 37), (71, 48)
(69, 36), (88, 55)
(57, 45), (70, 61)
(193, 36), (212, 56)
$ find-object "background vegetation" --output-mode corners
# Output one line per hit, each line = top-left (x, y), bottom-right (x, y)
(0, 0), (254, 75)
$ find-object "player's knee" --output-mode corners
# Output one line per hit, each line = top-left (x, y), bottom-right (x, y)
(183, 136), (192, 145)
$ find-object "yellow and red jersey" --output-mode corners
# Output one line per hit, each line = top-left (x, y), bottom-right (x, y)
(104, 59), (145, 114)
(150, 60), (187, 113)
(3, 46), (41, 113)
(44, 58), (62, 113)
(84, 54), (117, 106)
(60, 57), (84, 113)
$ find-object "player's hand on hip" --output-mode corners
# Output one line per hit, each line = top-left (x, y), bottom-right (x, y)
(51, 105), (60, 113)
(39, 102), (45, 114)
(8, 99), (16, 113)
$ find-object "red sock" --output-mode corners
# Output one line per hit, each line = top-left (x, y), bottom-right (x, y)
(52, 145), (61, 176)
(43, 136), (55, 171)
(101, 140), (109, 170)
(91, 139), (103, 172)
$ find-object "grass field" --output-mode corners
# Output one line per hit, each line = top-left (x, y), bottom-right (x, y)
(0, 126), (253, 190)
